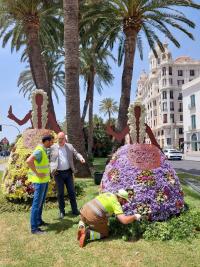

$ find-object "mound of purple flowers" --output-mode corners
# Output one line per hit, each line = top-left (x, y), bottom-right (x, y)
(101, 144), (184, 221)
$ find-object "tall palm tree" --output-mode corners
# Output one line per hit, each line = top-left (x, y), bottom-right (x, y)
(0, 0), (63, 129)
(63, 0), (90, 177)
(99, 98), (118, 122)
(80, 44), (114, 159)
(82, 0), (200, 131)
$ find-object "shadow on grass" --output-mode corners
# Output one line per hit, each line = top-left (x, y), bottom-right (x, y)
(46, 218), (75, 234)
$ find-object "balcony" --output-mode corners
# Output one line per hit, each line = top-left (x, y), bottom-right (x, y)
(178, 109), (183, 112)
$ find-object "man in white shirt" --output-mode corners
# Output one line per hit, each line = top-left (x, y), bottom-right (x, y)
(50, 132), (85, 218)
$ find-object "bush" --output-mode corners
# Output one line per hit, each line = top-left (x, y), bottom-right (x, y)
(109, 209), (200, 242)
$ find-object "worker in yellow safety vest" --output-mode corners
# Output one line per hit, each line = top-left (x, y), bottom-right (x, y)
(26, 135), (54, 234)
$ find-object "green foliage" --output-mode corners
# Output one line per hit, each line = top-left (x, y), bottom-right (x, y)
(109, 209), (200, 242)
(0, 181), (85, 213)
(93, 125), (113, 157)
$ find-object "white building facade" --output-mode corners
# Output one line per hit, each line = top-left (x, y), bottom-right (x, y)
(182, 77), (200, 161)
(137, 44), (200, 149)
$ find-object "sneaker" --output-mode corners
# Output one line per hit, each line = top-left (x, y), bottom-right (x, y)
(31, 228), (46, 235)
(79, 228), (88, 248)
(38, 221), (49, 227)
(59, 212), (65, 219)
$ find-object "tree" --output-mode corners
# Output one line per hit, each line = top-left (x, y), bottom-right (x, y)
(80, 44), (114, 159)
(82, 0), (200, 131)
(0, 0), (63, 130)
(63, 0), (90, 177)
(99, 98), (118, 122)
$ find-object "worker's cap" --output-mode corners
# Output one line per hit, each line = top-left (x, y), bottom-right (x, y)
(116, 189), (129, 201)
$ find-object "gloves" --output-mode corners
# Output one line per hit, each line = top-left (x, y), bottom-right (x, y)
(134, 214), (142, 221)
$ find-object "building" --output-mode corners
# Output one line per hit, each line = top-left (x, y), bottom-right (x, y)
(182, 77), (200, 161)
(136, 43), (200, 148)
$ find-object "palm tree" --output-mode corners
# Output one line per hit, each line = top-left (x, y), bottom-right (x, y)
(82, 0), (200, 131)
(99, 98), (118, 122)
(18, 52), (65, 102)
(63, 0), (90, 177)
(80, 44), (114, 159)
(0, 0), (63, 130)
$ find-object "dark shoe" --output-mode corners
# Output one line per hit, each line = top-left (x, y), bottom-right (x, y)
(59, 212), (65, 219)
(72, 210), (80, 216)
(38, 221), (49, 227)
(31, 228), (46, 235)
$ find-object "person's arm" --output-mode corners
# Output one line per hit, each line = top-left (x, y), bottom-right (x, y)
(26, 154), (46, 178)
(117, 214), (141, 224)
(70, 145), (85, 163)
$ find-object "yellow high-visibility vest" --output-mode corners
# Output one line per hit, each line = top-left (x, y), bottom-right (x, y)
(28, 145), (50, 184)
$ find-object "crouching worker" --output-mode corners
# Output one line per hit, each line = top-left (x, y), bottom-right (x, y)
(77, 189), (141, 247)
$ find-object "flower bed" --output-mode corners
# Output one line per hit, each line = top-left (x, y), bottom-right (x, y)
(101, 144), (184, 221)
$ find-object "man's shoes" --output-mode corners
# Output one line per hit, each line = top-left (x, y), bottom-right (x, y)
(59, 212), (65, 219)
(31, 228), (46, 235)
(38, 221), (49, 227)
(79, 228), (87, 248)
(72, 210), (80, 216)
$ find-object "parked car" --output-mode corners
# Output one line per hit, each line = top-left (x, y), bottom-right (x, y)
(163, 149), (183, 160)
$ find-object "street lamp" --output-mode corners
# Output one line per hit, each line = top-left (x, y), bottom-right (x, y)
(0, 124), (21, 135)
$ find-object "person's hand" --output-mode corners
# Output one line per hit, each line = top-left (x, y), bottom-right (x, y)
(134, 214), (142, 221)
(36, 172), (46, 178)
(80, 158), (85, 164)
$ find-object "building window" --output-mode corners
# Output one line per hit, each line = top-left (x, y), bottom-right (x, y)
(162, 79), (167, 86)
(167, 138), (172, 145)
(163, 114), (168, 123)
(161, 130), (164, 135)
(178, 102), (183, 112)
(170, 90), (173, 99)
(170, 102), (174, 111)
(158, 131), (160, 136)
(162, 91), (167, 99)
(169, 78), (173, 85)
(180, 115), (183, 121)
(178, 70), (183, 76)
(169, 66), (172, 75)
(190, 70), (195, 76)
(153, 109), (157, 116)
(179, 128), (183, 134)
(153, 100), (156, 106)
(191, 133), (198, 151)
(162, 67), (166, 76)
(178, 93), (182, 100)
(191, 115), (196, 129)
(162, 102), (167, 111)
(190, 94), (196, 107)
(170, 114), (174, 123)
(157, 58), (160, 65)
(177, 80), (184, 86)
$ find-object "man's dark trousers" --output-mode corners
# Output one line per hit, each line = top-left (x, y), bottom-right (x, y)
(54, 169), (78, 214)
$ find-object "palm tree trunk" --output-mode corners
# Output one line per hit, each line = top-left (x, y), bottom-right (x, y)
(117, 29), (137, 131)
(63, 0), (90, 177)
(25, 22), (59, 131)
(81, 80), (90, 123)
(88, 70), (94, 160)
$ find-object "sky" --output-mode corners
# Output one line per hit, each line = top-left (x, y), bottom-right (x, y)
(0, 7), (200, 143)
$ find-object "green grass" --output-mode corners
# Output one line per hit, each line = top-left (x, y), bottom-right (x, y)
(1, 169), (200, 267)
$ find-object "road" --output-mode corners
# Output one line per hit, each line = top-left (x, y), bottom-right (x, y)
(170, 160), (200, 176)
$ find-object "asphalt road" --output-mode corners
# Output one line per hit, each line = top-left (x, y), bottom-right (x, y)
(170, 160), (200, 176)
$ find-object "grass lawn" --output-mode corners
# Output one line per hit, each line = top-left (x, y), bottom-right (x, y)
(0, 165), (200, 267)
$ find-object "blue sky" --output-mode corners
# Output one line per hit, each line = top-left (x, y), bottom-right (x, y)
(0, 8), (200, 143)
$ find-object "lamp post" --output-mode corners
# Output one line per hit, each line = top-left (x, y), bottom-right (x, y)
(1, 124), (21, 135)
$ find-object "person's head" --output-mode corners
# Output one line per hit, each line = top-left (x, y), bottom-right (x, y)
(57, 132), (66, 146)
(42, 135), (54, 148)
(116, 189), (129, 206)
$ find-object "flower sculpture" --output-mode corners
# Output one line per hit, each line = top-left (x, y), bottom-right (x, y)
(101, 101), (184, 221)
